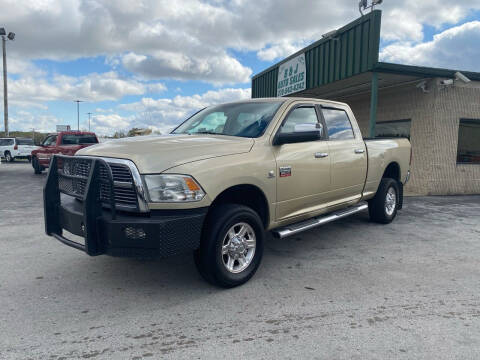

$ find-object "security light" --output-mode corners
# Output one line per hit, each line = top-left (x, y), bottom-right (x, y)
(7, 32), (15, 41)
(0, 28), (5, 36)
(454, 71), (471, 84)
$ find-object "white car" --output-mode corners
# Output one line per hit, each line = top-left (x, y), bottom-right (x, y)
(0, 137), (39, 162)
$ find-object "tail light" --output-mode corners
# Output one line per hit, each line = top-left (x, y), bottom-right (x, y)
(14, 144), (18, 150)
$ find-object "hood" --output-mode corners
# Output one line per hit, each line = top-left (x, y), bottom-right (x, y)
(76, 134), (254, 173)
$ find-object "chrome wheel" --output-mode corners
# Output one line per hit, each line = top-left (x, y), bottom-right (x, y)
(385, 187), (396, 216)
(5, 152), (12, 162)
(221, 222), (256, 274)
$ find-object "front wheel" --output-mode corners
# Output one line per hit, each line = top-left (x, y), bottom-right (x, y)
(32, 156), (43, 174)
(194, 204), (264, 288)
(368, 178), (400, 224)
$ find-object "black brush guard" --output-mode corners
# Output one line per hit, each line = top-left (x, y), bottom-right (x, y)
(44, 155), (116, 256)
(44, 155), (208, 258)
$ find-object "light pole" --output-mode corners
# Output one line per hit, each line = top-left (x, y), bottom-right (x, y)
(86, 112), (92, 132)
(74, 100), (83, 131)
(1, 28), (15, 137)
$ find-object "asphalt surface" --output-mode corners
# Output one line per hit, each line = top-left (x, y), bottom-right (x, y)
(1, 161), (480, 359)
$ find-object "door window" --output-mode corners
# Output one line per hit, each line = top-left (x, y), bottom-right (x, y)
(279, 107), (319, 134)
(0, 138), (14, 146)
(322, 108), (355, 140)
(43, 136), (57, 146)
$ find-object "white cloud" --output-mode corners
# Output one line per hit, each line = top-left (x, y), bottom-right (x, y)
(2, 0), (480, 83)
(122, 51), (251, 85)
(381, 0), (480, 42)
(3, 71), (166, 108)
(9, 110), (62, 133)
(380, 21), (480, 71)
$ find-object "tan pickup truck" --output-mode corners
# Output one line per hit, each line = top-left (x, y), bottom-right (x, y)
(44, 98), (411, 287)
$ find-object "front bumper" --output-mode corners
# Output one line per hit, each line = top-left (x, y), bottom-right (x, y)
(44, 155), (207, 258)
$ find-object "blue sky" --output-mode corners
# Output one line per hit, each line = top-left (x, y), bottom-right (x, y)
(1, 0), (480, 135)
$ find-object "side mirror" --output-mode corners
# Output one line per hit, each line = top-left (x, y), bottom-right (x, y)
(273, 123), (323, 146)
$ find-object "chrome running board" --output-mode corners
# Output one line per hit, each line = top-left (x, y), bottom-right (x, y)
(272, 202), (368, 239)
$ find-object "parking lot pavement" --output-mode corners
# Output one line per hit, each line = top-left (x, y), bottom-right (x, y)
(1, 162), (480, 359)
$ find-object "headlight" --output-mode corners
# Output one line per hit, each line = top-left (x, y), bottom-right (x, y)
(143, 174), (206, 202)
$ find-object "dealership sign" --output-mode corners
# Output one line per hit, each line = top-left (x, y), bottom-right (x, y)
(277, 53), (306, 97)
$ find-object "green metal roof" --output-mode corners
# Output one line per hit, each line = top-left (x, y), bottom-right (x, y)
(252, 10), (382, 98)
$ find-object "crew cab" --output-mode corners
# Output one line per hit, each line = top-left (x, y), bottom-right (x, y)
(0, 137), (38, 162)
(43, 98), (411, 287)
(32, 131), (98, 174)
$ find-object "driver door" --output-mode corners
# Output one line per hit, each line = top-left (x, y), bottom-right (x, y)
(272, 105), (331, 221)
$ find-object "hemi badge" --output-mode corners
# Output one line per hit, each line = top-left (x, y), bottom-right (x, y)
(279, 166), (291, 177)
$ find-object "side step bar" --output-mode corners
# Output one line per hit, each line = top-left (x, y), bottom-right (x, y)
(272, 202), (369, 239)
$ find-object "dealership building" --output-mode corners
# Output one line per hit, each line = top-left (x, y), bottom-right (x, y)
(252, 10), (480, 195)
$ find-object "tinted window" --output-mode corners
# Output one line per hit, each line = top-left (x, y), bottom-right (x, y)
(0, 139), (14, 146)
(322, 108), (355, 140)
(16, 138), (35, 145)
(457, 119), (480, 164)
(280, 107), (318, 134)
(173, 101), (283, 138)
(376, 120), (411, 139)
(43, 136), (57, 146)
(61, 134), (98, 145)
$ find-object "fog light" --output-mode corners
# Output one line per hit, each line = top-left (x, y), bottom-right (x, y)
(124, 226), (146, 240)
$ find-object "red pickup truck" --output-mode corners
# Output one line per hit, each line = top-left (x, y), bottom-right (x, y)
(32, 131), (99, 174)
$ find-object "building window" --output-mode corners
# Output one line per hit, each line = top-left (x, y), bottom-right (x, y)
(457, 119), (480, 164)
(322, 108), (355, 140)
(376, 119), (411, 139)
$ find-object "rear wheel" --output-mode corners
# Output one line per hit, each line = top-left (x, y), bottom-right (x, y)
(194, 204), (264, 288)
(32, 156), (43, 174)
(4, 151), (13, 162)
(368, 178), (399, 224)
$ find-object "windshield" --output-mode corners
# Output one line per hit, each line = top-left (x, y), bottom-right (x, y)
(172, 101), (283, 138)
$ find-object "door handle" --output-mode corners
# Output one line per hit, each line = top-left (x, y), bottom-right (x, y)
(354, 149), (365, 154)
(314, 152), (329, 158)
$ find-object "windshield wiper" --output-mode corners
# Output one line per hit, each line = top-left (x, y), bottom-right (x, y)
(190, 131), (222, 135)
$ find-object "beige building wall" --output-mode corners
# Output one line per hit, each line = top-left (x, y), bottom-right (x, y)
(334, 79), (480, 195)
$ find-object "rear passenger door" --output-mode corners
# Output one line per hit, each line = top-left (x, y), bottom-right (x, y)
(321, 106), (367, 204)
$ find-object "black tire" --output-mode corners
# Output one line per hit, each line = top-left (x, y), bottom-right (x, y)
(194, 204), (264, 288)
(5, 151), (13, 162)
(32, 156), (43, 174)
(368, 178), (400, 224)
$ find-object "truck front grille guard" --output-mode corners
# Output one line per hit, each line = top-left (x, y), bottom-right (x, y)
(44, 155), (118, 255)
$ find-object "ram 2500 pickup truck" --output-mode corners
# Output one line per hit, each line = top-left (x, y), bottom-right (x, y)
(44, 98), (411, 287)
(32, 131), (98, 174)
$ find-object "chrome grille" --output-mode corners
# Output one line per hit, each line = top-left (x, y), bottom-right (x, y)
(58, 157), (139, 210)
(99, 163), (138, 209)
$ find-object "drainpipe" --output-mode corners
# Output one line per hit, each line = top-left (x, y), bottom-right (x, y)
(369, 72), (378, 138)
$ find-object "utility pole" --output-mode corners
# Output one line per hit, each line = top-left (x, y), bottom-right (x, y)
(86, 112), (92, 132)
(2, 35), (7, 136)
(1, 28), (14, 137)
(74, 100), (83, 131)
